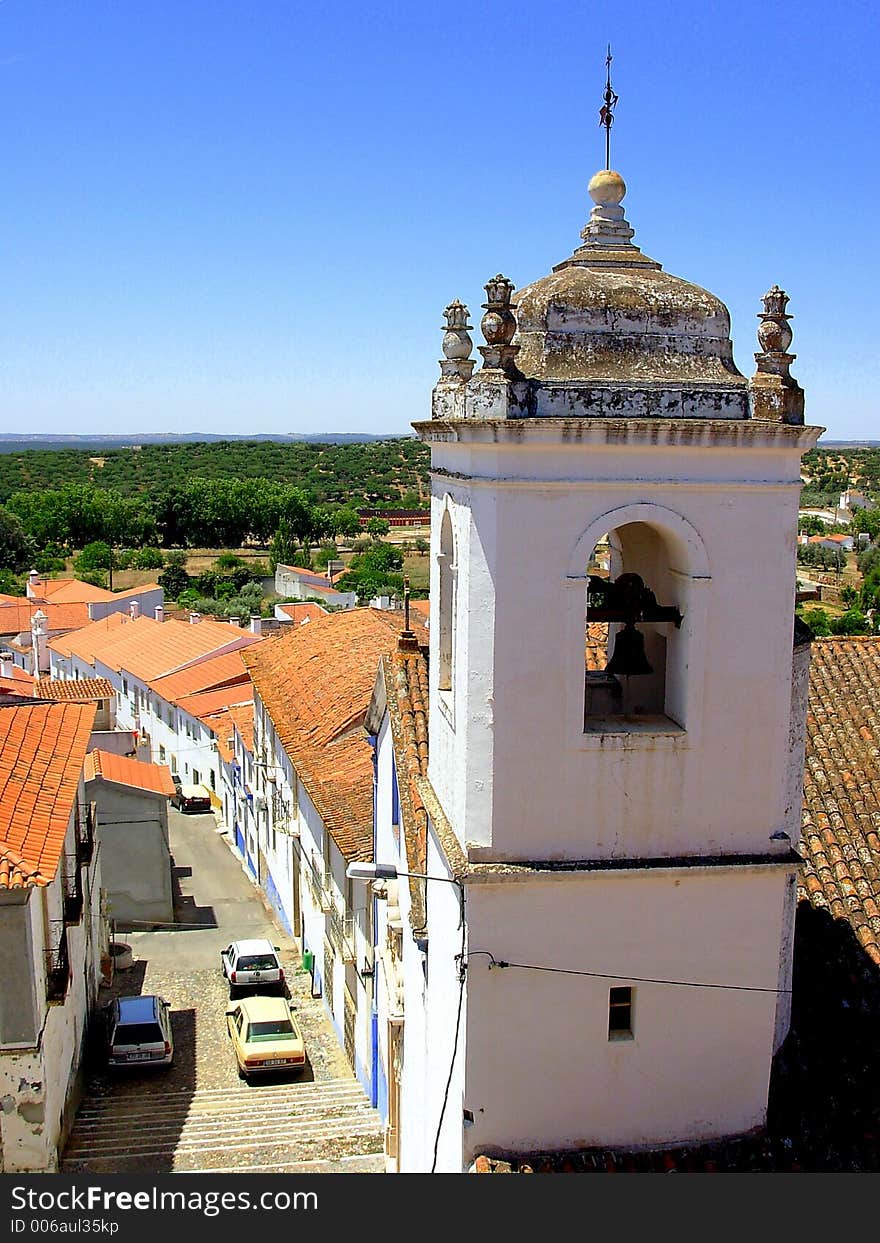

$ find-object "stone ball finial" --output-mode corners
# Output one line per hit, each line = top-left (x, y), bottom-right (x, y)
(757, 284), (793, 354)
(441, 299), (473, 361)
(481, 274), (517, 346)
(588, 169), (626, 206)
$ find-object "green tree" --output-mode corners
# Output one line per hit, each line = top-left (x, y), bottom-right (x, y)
(800, 608), (832, 636)
(158, 564), (191, 600)
(0, 506), (32, 572)
(366, 517), (391, 538)
(74, 541), (116, 586)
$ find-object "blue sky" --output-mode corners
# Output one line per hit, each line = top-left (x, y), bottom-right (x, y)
(0, 1), (877, 439)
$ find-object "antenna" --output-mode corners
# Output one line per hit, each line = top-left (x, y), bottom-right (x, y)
(599, 44), (619, 170)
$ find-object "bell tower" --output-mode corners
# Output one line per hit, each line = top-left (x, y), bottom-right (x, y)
(413, 163), (823, 1161)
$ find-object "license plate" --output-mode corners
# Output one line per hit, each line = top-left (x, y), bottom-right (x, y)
(128, 1053), (151, 1061)
(264, 1058), (289, 1066)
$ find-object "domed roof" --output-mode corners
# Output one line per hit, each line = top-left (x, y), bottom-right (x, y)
(513, 171), (746, 390)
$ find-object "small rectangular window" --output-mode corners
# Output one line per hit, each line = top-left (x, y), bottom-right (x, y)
(608, 986), (634, 1040)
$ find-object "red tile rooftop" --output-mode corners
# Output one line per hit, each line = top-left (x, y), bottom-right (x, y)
(84, 750), (176, 796)
(0, 702), (97, 887)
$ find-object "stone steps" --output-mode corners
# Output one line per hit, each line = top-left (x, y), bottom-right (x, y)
(62, 1078), (384, 1173)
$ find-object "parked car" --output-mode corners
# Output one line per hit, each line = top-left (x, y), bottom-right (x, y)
(221, 938), (285, 997)
(104, 994), (174, 1069)
(171, 782), (212, 814)
(225, 995), (306, 1079)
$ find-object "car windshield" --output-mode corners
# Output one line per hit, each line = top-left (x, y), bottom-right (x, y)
(237, 954), (277, 970)
(113, 1022), (163, 1045)
(246, 1019), (295, 1042)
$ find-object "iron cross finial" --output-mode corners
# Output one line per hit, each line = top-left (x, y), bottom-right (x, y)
(599, 44), (619, 170)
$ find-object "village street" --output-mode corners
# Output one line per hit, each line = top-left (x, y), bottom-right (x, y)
(62, 808), (383, 1174)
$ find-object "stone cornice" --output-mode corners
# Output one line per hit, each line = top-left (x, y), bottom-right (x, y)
(414, 417), (823, 452)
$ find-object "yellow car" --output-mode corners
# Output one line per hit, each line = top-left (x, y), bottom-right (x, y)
(225, 995), (307, 1079)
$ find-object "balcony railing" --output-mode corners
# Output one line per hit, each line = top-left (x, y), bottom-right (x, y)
(63, 862), (83, 925)
(45, 928), (70, 1004)
(76, 802), (96, 867)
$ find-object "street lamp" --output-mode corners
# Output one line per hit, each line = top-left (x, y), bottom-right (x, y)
(346, 861), (465, 925)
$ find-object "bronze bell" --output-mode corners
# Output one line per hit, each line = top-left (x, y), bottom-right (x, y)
(605, 620), (653, 676)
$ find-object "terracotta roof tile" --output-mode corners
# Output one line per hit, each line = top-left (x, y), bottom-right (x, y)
(149, 650), (251, 702)
(32, 677), (115, 702)
(84, 749), (176, 796)
(799, 636), (880, 967)
(182, 683), (254, 722)
(276, 602), (328, 624)
(0, 599), (91, 635)
(31, 577), (115, 603)
(381, 640), (430, 930)
(243, 609), (425, 860)
(0, 702), (96, 886)
(46, 611), (130, 661)
(51, 614), (262, 683)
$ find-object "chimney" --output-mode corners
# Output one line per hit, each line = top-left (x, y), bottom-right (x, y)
(249, 615), (262, 635)
(189, 612), (201, 625)
(129, 599), (140, 620)
(0, 651), (14, 679)
(227, 616), (240, 629)
(31, 609), (49, 675)
(26, 569), (40, 598)
(154, 604), (164, 623)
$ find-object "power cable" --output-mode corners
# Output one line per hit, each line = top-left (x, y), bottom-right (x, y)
(468, 952), (792, 995)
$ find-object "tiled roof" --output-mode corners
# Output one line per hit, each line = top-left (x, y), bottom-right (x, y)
(32, 677), (115, 702)
(408, 599), (429, 622)
(32, 577), (115, 603)
(380, 640), (430, 931)
(276, 602), (328, 624)
(84, 749), (176, 796)
(182, 682), (254, 723)
(149, 650), (251, 703)
(47, 610), (129, 660)
(228, 703), (255, 754)
(0, 702), (97, 887)
(243, 608), (424, 860)
(585, 621), (608, 672)
(53, 614), (262, 683)
(800, 636), (880, 966)
(0, 600), (90, 635)
(0, 665), (35, 700)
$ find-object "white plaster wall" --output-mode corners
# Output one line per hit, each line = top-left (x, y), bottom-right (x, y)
(399, 828), (463, 1173)
(427, 490), (495, 849)
(458, 864), (792, 1161)
(0, 792), (104, 1172)
(428, 436), (807, 862)
(89, 782), (172, 926)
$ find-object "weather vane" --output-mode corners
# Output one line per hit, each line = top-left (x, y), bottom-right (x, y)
(599, 44), (618, 170)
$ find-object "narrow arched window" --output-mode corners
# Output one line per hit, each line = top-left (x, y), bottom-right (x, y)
(438, 510), (454, 691)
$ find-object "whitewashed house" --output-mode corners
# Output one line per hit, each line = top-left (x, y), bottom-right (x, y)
(0, 702), (105, 1172)
(242, 608), (424, 1094)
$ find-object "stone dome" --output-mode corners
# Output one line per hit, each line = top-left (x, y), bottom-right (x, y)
(513, 171), (746, 390)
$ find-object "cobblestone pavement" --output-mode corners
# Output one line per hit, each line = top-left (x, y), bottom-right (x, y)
(63, 810), (383, 1172)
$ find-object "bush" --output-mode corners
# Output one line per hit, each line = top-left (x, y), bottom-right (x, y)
(214, 552), (246, 571)
(133, 546), (165, 570)
(158, 564), (191, 600)
(800, 608), (832, 636)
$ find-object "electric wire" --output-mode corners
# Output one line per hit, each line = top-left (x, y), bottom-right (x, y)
(467, 952), (793, 995)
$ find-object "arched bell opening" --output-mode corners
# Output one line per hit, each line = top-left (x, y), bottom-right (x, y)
(584, 522), (684, 726)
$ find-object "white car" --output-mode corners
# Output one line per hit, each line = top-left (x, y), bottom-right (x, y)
(220, 938), (285, 997)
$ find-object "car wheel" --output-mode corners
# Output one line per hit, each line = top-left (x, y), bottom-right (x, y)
(229, 985), (238, 1000)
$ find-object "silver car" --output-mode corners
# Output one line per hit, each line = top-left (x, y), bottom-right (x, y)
(105, 994), (174, 1068)
(220, 938), (285, 997)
